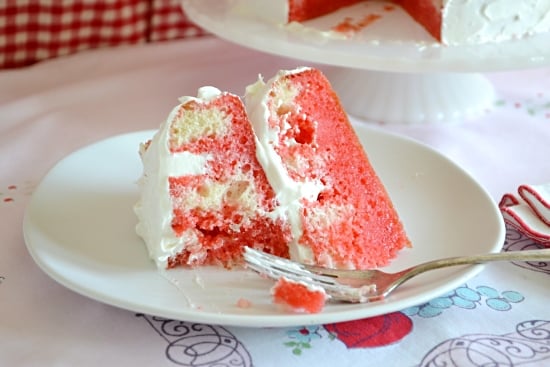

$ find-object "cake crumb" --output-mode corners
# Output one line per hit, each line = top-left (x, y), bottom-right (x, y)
(194, 274), (205, 288)
(236, 298), (253, 308)
(271, 277), (327, 314)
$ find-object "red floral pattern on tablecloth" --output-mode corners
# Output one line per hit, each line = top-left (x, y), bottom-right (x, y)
(324, 312), (413, 348)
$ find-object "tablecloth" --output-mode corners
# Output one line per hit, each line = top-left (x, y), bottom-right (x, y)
(1, 36), (549, 367)
(0, 0), (207, 69)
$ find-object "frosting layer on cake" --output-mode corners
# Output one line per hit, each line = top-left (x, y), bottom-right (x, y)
(135, 88), (218, 267)
(245, 67), (324, 264)
(442, 0), (550, 44)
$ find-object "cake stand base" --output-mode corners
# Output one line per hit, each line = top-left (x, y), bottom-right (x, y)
(326, 69), (496, 125)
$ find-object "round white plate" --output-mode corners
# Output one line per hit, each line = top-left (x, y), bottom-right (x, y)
(23, 127), (505, 327)
(181, 0), (550, 73)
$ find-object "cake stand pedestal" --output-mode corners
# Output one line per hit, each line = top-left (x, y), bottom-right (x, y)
(326, 69), (495, 124)
(181, 0), (550, 125)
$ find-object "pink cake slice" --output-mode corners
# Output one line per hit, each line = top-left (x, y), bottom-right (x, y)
(135, 87), (291, 268)
(246, 67), (411, 269)
(136, 67), (411, 270)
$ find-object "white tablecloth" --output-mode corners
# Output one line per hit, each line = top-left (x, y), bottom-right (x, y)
(1, 37), (549, 366)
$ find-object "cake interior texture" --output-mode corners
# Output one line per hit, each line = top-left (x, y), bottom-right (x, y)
(258, 68), (410, 269)
(288, 0), (441, 40)
(164, 93), (291, 268)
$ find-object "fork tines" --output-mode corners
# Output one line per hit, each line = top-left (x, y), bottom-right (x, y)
(244, 246), (336, 284)
(243, 247), (377, 303)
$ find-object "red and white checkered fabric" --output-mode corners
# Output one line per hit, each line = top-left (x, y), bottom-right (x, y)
(0, 0), (207, 69)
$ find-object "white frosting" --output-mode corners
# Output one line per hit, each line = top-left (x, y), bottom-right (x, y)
(134, 87), (221, 267)
(178, 86), (221, 105)
(234, 0), (550, 45)
(443, 0), (550, 44)
(244, 68), (325, 264)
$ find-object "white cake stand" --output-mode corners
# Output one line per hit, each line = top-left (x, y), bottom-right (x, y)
(181, 0), (550, 125)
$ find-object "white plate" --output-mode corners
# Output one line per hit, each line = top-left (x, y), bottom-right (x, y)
(23, 127), (505, 327)
(181, 0), (550, 73)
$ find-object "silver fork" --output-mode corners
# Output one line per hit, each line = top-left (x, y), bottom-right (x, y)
(243, 246), (550, 303)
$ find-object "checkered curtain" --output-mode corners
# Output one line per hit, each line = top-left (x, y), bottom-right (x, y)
(0, 0), (207, 69)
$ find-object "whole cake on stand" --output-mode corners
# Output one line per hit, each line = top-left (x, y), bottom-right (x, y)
(181, 0), (550, 124)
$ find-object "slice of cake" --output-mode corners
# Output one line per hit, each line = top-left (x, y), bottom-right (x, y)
(135, 87), (292, 268)
(246, 67), (410, 269)
(135, 67), (411, 270)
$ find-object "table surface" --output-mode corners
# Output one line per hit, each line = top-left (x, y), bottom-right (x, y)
(1, 36), (549, 367)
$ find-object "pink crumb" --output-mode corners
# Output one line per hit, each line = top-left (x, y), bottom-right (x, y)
(236, 298), (253, 308)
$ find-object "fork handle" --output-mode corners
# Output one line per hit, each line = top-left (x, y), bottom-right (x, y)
(373, 248), (550, 300)
(403, 248), (550, 278)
